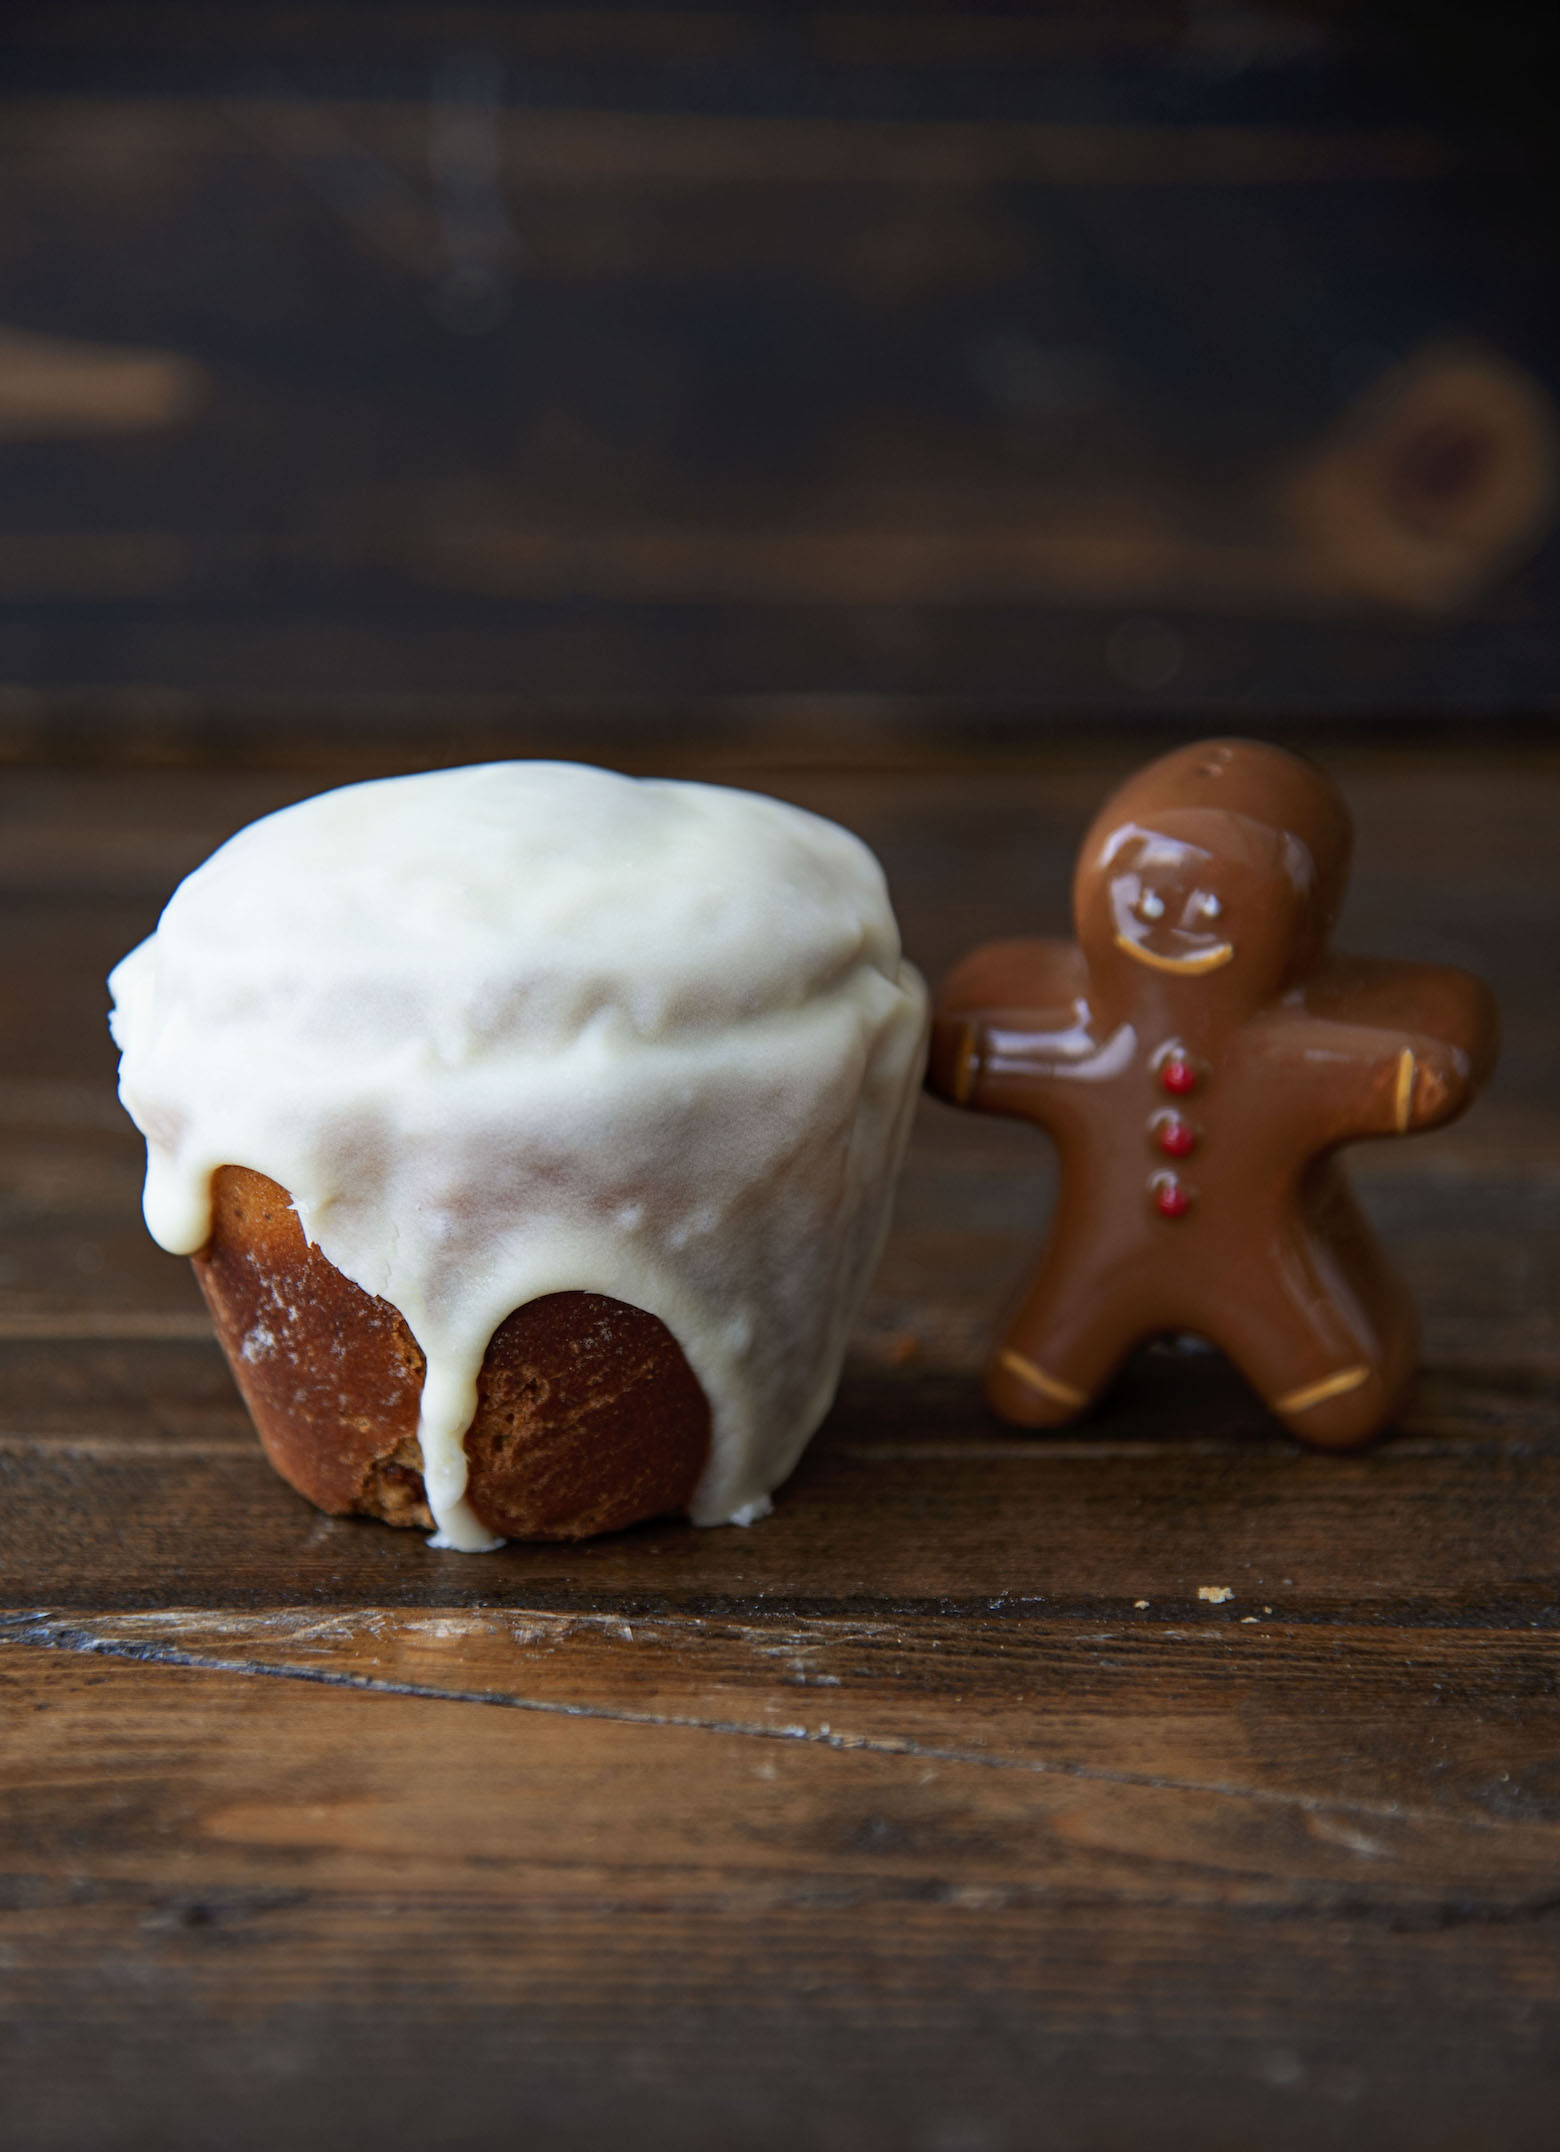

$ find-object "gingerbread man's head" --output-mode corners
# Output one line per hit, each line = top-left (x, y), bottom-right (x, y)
(1074, 740), (1353, 1014)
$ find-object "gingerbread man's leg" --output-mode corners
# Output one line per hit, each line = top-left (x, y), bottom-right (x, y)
(1213, 1177), (1418, 1451)
(985, 1250), (1143, 1429)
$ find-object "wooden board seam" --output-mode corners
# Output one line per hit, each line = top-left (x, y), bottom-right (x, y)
(3, 1610), (1545, 1843)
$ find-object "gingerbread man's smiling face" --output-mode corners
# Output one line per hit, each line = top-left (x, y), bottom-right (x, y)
(1101, 825), (1238, 979)
(1074, 742), (1354, 1019)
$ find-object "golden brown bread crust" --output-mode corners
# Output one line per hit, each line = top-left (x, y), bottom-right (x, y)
(192, 1165), (712, 1540)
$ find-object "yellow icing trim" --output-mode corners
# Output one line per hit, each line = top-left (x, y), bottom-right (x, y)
(1272, 1365), (1370, 1415)
(997, 1348), (1087, 1408)
(1114, 934), (1235, 977)
(1393, 1047), (1415, 1132)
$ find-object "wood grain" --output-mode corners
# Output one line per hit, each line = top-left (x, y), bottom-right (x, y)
(5, 1644), (1560, 2150)
(0, 4), (1552, 715)
(3, 737), (1559, 2147)
(12, 1602), (1560, 1842)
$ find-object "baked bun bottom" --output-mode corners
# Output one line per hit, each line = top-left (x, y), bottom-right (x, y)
(193, 1165), (712, 1541)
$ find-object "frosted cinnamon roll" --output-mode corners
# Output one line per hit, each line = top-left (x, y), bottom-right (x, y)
(109, 762), (927, 1551)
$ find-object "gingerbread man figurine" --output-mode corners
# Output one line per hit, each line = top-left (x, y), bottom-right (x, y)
(927, 740), (1498, 1449)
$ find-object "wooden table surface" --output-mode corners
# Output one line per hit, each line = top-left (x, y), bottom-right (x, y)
(4, 735), (1559, 2150)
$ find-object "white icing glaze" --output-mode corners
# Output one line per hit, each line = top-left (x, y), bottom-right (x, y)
(109, 762), (927, 1552)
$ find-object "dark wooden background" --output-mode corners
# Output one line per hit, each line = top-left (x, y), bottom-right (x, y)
(0, 0), (1555, 743)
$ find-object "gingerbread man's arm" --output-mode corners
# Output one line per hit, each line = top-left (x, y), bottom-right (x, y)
(1293, 956), (1500, 1135)
(926, 938), (1098, 1122)
(935, 937), (1088, 1018)
(1305, 957), (1500, 1086)
(1258, 1006), (1495, 1151)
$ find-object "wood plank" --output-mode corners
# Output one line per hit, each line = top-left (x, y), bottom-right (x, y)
(0, 95), (1456, 191)
(3, 1355), (1558, 1622)
(0, 6), (1552, 716)
(12, 1603), (1560, 1842)
(16, 1636), (1555, 1910)
(4, 1649), (1559, 2151)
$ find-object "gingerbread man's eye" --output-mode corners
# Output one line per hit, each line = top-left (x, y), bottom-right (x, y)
(1138, 890), (1166, 921)
(1190, 892), (1222, 924)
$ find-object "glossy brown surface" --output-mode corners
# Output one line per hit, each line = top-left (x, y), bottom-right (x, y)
(3, 741), (1557, 2151)
(192, 1164), (711, 1542)
(927, 740), (1500, 1448)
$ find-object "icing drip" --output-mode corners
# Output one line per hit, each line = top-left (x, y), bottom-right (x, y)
(109, 762), (928, 1551)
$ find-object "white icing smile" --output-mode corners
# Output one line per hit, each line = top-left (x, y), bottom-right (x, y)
(109, 762), (928, 1552)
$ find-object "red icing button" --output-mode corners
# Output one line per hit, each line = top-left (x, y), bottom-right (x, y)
(1160, 1053), (1198, 1096)
(1152, 1174), (1192, 1219)
(1156, 1113), (1197, 1159)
